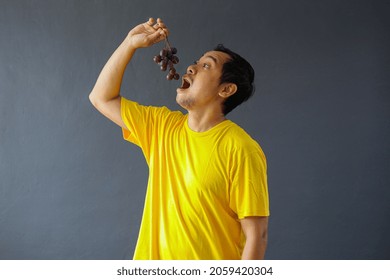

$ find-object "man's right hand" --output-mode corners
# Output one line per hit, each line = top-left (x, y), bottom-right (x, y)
(127, 18), (169, 49)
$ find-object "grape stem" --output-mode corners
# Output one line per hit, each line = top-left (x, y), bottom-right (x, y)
(164, 36), (172, 51)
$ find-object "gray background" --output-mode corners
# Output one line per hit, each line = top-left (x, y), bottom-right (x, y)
(1, 0), (389, 260)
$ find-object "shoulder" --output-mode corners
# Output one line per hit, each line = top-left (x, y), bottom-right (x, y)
(222, 121), (266, 160)
(121, 97), (184, 123)
(224, 121), (262, 149)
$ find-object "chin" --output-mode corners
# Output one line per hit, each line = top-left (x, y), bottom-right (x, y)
(176, 94), (194, 110)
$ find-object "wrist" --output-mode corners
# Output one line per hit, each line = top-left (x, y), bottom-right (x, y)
(123, 36), (138, 52)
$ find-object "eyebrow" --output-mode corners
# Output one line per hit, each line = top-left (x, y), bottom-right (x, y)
(201, 54), (218, 64)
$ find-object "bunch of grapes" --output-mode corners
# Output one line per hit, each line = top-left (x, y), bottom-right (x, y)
(153, 37), (180, 81)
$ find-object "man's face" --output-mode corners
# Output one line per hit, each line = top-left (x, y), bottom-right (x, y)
(176, 51), (231, 112)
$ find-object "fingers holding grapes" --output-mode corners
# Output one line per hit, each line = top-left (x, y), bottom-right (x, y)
(146, 17), (169, 39)
(155, 18), (169, 35)
(128, 18), (169, 48)
(129, 18), (179, 81)
(144, 17), (169, 45)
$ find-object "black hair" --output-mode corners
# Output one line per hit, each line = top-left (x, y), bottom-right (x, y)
(214, 44), (255, 115)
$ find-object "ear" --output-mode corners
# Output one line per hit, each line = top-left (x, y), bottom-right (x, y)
(218, 83), (237, 99)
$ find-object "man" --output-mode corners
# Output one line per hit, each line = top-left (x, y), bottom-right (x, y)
(89, 18), (269, 260)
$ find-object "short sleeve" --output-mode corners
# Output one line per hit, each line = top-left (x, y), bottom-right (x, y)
(121, 97), (151, 145)
(120, 96), (184, 163)
(229, 150), (269, 219)
(120, 97), (163, 162)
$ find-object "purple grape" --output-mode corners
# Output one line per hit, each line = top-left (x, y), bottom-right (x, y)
(153, 55), (162, 63)
(153, 39), (180, 81)
(171, 56), (179, 64)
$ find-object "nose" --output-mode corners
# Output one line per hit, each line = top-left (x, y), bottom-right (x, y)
(186, 64), (196, 74)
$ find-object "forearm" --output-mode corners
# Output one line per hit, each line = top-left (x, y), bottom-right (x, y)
(241, 235), (267, 260)
(89, 37), (136, 104)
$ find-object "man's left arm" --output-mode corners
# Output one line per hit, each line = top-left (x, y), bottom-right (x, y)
(240, 216), (269, 260)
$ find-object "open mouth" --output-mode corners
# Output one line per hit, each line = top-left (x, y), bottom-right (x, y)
(180, 76), (191, 89)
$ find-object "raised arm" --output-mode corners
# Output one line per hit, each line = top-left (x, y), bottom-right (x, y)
(89, 18), (169, 128)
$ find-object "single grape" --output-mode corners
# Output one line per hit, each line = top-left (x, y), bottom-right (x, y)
(161, 59), (168, 69)
(171, 56), (179, 64)
(160, 49), (168, 57)
(153, 55), (162, 63)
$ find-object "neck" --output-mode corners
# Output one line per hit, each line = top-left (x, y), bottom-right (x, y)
(187, 110), (226, 132)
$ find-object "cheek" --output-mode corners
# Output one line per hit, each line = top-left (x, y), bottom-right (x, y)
(193, 78), (218, 92)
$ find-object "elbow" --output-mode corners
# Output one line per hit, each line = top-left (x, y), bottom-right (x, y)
(262, 227), (268, 242)
(89, 92), (99, 108)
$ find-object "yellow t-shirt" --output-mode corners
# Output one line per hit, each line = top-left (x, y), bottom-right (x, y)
(120, 97), (269, 260)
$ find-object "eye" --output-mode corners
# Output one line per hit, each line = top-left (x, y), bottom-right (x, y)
(203, 63), (210, 69)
